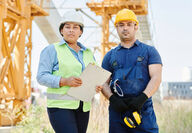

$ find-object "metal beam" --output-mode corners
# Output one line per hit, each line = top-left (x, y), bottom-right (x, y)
(76, 8), (119, 40)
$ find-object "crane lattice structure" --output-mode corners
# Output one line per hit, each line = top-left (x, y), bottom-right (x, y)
(87, 0), (148, 58)
(0, 0), (48, 126)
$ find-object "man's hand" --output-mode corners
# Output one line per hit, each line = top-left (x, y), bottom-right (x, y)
(109, 95), (132, 112)
(124, 93), (148, 112)
(95, 85), (103, 93)
(60, 76), (82, 87)
(101, 83), (113, 99)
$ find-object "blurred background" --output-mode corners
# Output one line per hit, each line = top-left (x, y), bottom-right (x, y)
(0, 0), (192, 133)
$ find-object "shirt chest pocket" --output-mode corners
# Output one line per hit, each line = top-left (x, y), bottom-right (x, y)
(136, 56), (148, 80)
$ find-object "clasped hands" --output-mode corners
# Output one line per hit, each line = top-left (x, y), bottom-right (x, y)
(109, 93), (148, 112)
(101, 83), (148, 112)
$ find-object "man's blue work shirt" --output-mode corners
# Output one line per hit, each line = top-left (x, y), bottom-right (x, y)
(37, 39), (88, 88)
(102, 40), (162, 132)
(102, 40), (162, 95)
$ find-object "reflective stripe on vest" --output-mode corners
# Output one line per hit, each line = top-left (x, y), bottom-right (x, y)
(46, 93), (78, 101)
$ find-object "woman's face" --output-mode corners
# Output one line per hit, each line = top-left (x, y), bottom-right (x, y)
(61, 22), (82, 44)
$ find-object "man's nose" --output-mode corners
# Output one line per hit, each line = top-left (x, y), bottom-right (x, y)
(123, 26), (129, 30)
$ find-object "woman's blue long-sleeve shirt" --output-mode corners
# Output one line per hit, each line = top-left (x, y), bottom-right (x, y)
(36, 39), (89, 88)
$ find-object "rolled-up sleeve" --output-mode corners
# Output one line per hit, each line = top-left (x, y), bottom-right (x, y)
(102, 50), (113, 73)
(36, 45), (61, 88)
(148, 46), (163, 65)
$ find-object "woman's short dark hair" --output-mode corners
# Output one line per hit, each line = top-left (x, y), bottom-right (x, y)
(59, 23), (83, 37)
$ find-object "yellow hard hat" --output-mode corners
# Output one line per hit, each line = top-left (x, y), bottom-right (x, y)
(114, 9), (139, 26)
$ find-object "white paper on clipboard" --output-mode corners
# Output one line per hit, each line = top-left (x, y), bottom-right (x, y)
(67, 63), (111, 102)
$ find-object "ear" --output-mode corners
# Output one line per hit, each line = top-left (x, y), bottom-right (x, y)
(80, 30), (83, 35)
(79, 30), (83, 37)
(115, 24), (118, 29)
(134, 25), (138, 31)
(115, 25), (119, 33)
(60, 28), (64, 36)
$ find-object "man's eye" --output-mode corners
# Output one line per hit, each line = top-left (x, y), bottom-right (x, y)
(128, 23), (133, 26)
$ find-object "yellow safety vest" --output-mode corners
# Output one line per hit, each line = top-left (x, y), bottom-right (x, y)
(47, 43), (96, 112)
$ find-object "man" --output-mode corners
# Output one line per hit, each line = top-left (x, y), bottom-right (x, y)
(101, 9), (162, 133)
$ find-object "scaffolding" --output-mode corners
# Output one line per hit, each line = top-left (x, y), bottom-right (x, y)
(87, 0), (148, 58)
(0, 0), (48, 126)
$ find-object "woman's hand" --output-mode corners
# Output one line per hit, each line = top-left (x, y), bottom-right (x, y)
(60, 76), (82, 87)
(66, 77), (82, 87)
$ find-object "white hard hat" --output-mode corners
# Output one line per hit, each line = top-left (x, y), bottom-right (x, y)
(60, 10), (84, 27)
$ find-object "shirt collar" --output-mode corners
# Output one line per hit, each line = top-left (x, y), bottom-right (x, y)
(58, 39), (87, 50)
(117, 39), (140, 50)
(134, 39), (141, 46)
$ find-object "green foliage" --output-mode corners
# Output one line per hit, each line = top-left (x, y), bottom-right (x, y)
(11, 105), (54, 133)
(11, 99), (192, 133)
(155, 100), (192, 133)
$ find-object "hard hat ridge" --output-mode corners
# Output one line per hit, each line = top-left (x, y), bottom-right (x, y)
(60, 10), (84, 27)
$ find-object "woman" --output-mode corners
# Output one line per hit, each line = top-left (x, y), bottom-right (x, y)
(37, 10), (102, 133)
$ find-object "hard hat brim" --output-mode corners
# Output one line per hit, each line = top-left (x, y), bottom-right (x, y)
(60, 21), (84, 28)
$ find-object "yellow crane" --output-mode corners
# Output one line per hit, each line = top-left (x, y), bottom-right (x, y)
(0, 0), (48, 126)
(87, 0), (148, 58)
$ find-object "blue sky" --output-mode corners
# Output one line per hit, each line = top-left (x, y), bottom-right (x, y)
(31, 0), (192, 87)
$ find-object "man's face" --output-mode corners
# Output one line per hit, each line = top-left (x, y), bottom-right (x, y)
(61, 22), (82, 44)
(116, 21), (138, 42)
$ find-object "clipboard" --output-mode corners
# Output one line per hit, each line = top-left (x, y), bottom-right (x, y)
(67, 63), (111, 102)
